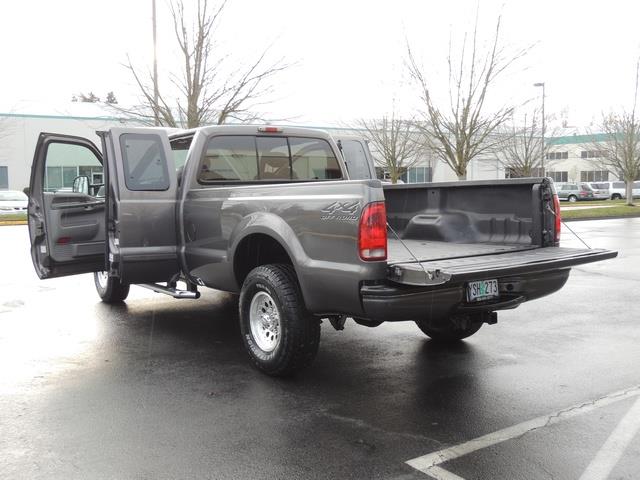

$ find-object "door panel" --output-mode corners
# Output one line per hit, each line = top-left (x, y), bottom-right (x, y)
(103, 128), (179, 284)
(28, 133), (106, 279)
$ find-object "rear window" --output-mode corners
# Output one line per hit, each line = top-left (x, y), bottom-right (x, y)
(120, 133), (170, 191)
(198, 135), (342, 183)
(290, 137), (341, 180)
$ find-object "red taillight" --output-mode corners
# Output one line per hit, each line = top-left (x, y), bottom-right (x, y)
(359, 202), (387, 261)
(553, 193), (561, 243)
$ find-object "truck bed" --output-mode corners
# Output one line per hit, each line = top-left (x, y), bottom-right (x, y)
(382, 180), (617, 287)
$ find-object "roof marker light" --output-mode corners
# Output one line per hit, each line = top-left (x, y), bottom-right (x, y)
(257, 126), (283, 133)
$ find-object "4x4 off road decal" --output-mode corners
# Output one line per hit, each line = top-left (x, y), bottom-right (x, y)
(320, 201), (360, 222)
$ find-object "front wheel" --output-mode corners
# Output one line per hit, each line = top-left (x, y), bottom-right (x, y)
(94, 271), (130, 303)
(239, 264), (320, 376)
(612, 193), (622, 200)
(415, 318), (482, 342)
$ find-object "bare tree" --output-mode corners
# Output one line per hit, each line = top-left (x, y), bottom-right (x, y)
(358, 112), (424, 184)
(121, 0), (289, 128)
(406, 14), (530, 179)
(496, 110), (554, 177)
(590, 58), (640, 205)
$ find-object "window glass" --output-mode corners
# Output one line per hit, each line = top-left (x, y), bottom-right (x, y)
(258, 137), (291, 180)
(199, 135), (257, 182)
(613, 182), (625, 188)
(290, 137), (341, 180)
(120, 134), (170, 191)
(634, 181), (640, 188)
(170, 136), (193, 171)
(45, 142), (102, 193)
(340, 140), (371, 180)
(0, 166), (7, 189)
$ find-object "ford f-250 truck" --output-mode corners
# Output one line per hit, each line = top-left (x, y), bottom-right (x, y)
(28, 126), (617, 376)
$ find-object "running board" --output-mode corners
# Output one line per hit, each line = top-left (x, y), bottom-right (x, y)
(138, 283), (200, 299)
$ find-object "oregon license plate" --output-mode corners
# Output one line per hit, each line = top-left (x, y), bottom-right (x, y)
(466, 279), (499, 302)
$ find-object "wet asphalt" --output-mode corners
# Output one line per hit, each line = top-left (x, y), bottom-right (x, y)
(1, 220), (639, 480)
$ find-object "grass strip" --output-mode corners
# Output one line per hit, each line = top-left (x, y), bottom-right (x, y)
(562, 204), (640, 220)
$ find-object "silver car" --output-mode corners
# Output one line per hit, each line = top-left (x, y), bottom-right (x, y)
(0, 190), (28, 215)
(588, 182), (610, 200)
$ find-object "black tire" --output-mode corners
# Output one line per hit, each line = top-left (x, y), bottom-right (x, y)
(415, 318), (482, 342)
(568, 195), (578, 203)
(612, 193), (622, 200)
(94, 271), (130, 303)
(239, 264), (320, 376)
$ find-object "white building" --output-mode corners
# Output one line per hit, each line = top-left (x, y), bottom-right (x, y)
(0, 103), (140, 191)
(0, 107), (620, 190)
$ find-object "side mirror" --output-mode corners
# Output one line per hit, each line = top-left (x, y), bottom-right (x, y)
(72, 175), (90, 195)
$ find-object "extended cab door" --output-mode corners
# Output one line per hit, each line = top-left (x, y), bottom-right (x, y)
(29, 133), (106, 278)
(102, 128), (179, 284)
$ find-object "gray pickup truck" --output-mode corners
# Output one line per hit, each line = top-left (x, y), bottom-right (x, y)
(28, 126), (616, 376)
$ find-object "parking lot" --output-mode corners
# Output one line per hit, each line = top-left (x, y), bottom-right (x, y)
(1, 219), (639, 479)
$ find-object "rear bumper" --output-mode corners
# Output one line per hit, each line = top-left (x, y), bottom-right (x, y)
(360, 268), (571, 322)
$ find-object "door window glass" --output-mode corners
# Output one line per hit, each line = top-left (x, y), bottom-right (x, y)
(45, 143), (102, 193)
(290, 137), (341, 180)
(120, 133), (170, 191)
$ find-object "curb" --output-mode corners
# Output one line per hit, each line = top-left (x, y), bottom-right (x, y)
(0, 221), (27, 226)
(563, 214), (640, 222)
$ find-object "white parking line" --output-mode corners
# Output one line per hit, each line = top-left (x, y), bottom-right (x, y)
(579, 395), (640, 480)
(406, 385), (640, 479)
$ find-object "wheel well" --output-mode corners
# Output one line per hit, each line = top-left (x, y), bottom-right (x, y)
(233, 234), (294, 287)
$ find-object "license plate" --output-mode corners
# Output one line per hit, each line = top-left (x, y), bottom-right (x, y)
(466, 279), (499, 302)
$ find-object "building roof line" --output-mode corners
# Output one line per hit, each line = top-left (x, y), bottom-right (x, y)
(0, 112), (128, 122)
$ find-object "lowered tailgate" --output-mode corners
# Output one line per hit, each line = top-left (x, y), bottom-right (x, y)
(387, 246), (617, 286)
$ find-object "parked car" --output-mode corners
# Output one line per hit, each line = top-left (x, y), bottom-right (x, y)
(555, 182), (595, 202)
(0, 190), (28, 215)
(602, 181), (640, 199)
(588, 182), (610, 200)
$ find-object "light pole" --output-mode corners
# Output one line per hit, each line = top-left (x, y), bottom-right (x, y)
(533, 82), (545, 176)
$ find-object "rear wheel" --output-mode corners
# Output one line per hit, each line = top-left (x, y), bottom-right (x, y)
(415, 318), (482, 342)
(568, 195), (578, 203)
(612, 193), (622, 200)
(94, 271), (130, 303)
(239, 264), (320, 376)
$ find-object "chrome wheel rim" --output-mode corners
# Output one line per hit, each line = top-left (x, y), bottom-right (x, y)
(96, 271), (109, 289)
(249, 291), (281, 352)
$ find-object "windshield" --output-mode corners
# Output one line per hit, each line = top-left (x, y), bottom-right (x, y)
(0, 191), (27, 201)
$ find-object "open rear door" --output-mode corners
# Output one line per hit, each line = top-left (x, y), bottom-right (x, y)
(101, 127), (179, 284)
(28, 133), (106, 278)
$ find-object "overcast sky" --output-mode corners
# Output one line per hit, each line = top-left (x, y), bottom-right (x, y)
(2, 0), (639, 127)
